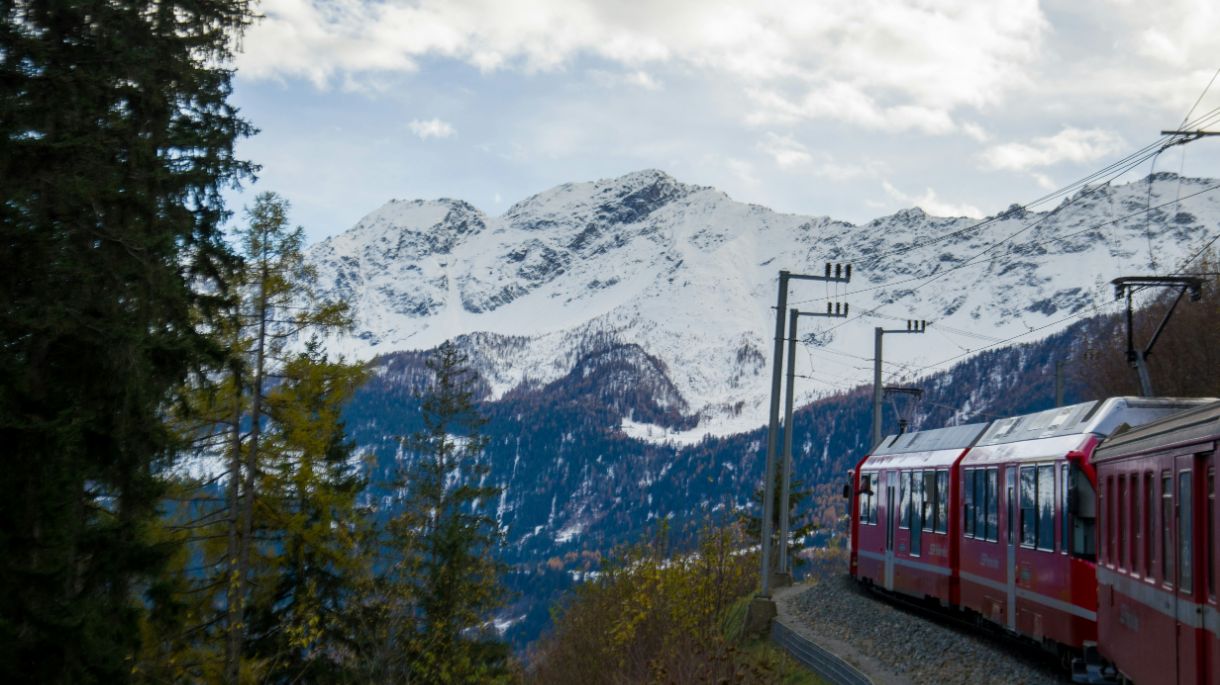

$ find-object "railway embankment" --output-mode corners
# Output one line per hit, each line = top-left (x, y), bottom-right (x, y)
(774, 574), (1066, 685)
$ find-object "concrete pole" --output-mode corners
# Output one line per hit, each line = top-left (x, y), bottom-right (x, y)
(759, 271), (789, 598)
(778, 308), (799, 575)
(872, 327), (884, 450)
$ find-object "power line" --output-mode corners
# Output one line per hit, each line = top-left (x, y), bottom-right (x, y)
(791, 180), (1220, 308)
(788, 108), (1220, 394)
(1178, 66), (1220, 129)
(839, 107), (1220, 270)
(908, 299), (1125, 378)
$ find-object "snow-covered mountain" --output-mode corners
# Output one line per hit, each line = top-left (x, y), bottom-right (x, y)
(310, 169), (1220, 442)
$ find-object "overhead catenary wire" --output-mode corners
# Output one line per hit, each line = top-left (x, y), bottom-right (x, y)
(783, 100), (1220, 395)
(791, 179), (1220, 308)
(838, 106), (1220, 271)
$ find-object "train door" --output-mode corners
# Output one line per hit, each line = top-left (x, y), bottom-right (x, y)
(1006, 465), (1017, 632)
(1175, 454), (1201, 684)
(885, 471), (896, 591)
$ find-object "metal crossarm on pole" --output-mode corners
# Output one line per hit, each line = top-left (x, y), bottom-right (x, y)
(871, 320), (927, 449)
(1111, 276), (1204, 396)
(760, 265), (850, 599)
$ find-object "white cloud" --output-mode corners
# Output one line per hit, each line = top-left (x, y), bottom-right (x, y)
(408, 118), (455, 140)
(883, 181), (983, 218)
(237, 0), (1048, 133)
(588, 69), (663, 91)
(757, 133), (886, 180)
(961, 122), (990, 143)
(757, 133), (812, 168)
(981, 127), (1124, 171)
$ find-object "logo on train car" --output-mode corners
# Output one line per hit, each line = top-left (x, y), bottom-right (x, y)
(979, 553), (1000, 569)
(1118, 604), (1141, 632)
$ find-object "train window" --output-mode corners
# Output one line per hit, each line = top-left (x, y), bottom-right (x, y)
(1021, 466), (1037, 547)
(1061, 464), (1069, 555)
(976, 469), (988, 540)
(964, 469), (975, 537)
(1209, 467), (1215, 598)
(859, 474), (872, 523)
(1068, 463), (1097, 561)
(899, 473), (909, 529)
(1163, 472), (1174, 587)
(922, 471), (936, 531)
(1179, 470), (1193, 594)
(1038, 465), (1054, 551)
(1127, 475), (1137, 573)
(911, 471), (923, 532)
(986, 468), (998, 542)
(871, 478), (879, 525)
(1145, 472), (1153, 578)
(1118, 475), (1127, 569)
(1107, 476), (1115, 566)
(936, 470), (949, 534)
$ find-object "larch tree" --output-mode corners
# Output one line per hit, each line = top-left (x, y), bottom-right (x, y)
(243, 340), (372, 684)
(223, 192), (355, 680)
(132, 193), (365, 683)
(0, 0), (254, 681)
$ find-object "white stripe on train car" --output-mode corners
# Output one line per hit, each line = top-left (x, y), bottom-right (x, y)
(858, 550), (952, 576)
(960, 570), (1097, 622)
(1097, 567), (1217, 632)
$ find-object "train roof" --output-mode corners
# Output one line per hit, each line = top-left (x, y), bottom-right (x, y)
(973, 397), (1215, 448)
(861, 422), (990, 470)
(1093, 399), (1220, 463)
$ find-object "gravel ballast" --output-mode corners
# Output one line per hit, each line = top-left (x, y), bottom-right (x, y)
(774, 574), (1068, 685)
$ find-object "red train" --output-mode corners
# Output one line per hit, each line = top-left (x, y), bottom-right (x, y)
(847, 397), (1220, 684)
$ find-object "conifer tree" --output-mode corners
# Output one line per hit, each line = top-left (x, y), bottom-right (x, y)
(243, 340), (372, 684)
(224, 193), (353, 679)
(0, 1), (254, 681)
(388, 341), (512, 684)
(131, 194), (363, 682)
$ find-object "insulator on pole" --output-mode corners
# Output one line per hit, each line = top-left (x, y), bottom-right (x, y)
(846, 264), (852, 280)
(844, 303), (849, 316)
(835, 263), (842, 278)
(826, 302), (832, 314)
(825, 263), (831, 277)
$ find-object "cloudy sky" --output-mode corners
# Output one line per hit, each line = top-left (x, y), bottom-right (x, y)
(227, 0), (1220, 244)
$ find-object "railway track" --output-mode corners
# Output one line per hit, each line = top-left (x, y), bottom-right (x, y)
(775, 574), (1067, 685)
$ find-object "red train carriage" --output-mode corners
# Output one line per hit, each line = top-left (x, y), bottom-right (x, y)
(956, 398), (1211, 657)
(850, 423), (990, 607)
(1092, 400), (1220, 685)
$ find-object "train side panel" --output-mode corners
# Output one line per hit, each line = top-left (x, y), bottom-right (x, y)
(1092, 400), (1220, 685)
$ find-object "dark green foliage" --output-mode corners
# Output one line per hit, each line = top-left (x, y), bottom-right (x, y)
(243, 342), (372, 684)
(0, 0), (253, 681)
(387, 341), (513, 683)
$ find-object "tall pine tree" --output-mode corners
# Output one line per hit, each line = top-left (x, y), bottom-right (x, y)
(388, 341), (513, 684)
(0, 1), (254, 681)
